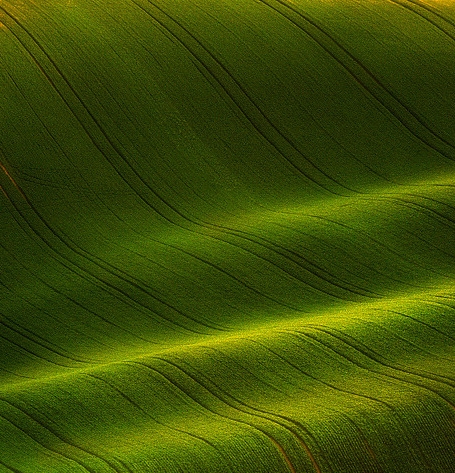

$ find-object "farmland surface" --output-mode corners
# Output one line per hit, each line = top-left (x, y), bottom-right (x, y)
(1, 0), (455, 471)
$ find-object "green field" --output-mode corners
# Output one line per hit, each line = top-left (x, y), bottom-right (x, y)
(1, 0), (455, 471)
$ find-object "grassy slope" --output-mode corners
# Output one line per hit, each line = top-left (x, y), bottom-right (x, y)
(1, 0), (455, 471)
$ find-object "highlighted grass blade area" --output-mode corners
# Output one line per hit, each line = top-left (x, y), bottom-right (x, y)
(2, 0), (455, 471)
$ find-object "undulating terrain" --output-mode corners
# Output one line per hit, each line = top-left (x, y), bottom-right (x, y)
(1, 0), (455, 471)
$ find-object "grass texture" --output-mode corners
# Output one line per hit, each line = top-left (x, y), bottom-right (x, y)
(1, 0), (455, 471)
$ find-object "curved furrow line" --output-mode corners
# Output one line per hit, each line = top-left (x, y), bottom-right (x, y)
(13, 169), (265, 317)
(221, 345), (384, 472)
(126, 360), (311, 473)
(197, 339), (360, 414)
(196, 0), (403, 180)
(2, 0), (455, 471)
(0, 298), (452, 464)
(8, 164), (442, 308)
(308, 317), (455, 370)
(191, 0), (395, 187)
(0, 264), (452, 382)
(0, 264), (148, 353)
(307, 214), (455, 279)
(0, 68), (85, 192)
(294, 326), (455, 394)
(427, 297), (455, 327)
(0, 367), (33, 381)
(150, 351), (393, 471)
(131, 0), (357, 196)
(60, 210), (345, 315)
(55, 229), (229, 333)
(38, 164), (443, 306)
(374, 305), (455, 344)
(268, 437), (296, 473)
(408, 0), (455, 28)
(84, 373), (233, 470)
(354, 204), (455, 270)
(0, 459), (22, 473)
(92, 217), (312, 312)
(0, 265), (155, 350)
(334, 300), (455, 341)
(0, 410), (94, 473)
(184, 220), (379, 299)
(0, 182), (213, 336)
(25, 3), (240, 223)
(169, 344), (404, 471)
(0, 318), (96, 366)
(352, 320), (455, 379)
(268, 219), (423, 289)
(286, 327), (455, 441)
(167, 359), (323, 473)
(0, 332), (80, 370)
(0, 202), (188, 341)
(166, 230), (377, 301)
(74, 233), (247, 316)
(67, 192), (382, 303)
(402, 190), (455, 215)
(187, 217), (384, 298)
(318, 409), (384, 473)
(393, 0), (455, 42)
(0, 258), (120, 359)
(0, 68), (99, 220)
(248, 337), (437, 465)
(200, 344), (290, 399)
(371, 310), (455, 364)
(300, 325), (455, 389)
(259, 0), (455, 159)
(1, 174), (110, 293)
(14, 173), (90, 192)
(371, 188), (455, 225)
(71, 8), (269, 221)
(110, 458), (134, 473)
(427, 182), (455, 191)
(3, 0), (334, 244)
(419, 293), (455, 312)
(363, 192), (455, 235)
(0, 6), (186, 227)
(250, 336), (409, 413)
(352, 322), (455, 387)
(0, 284), (447, 386)
(136, 358), (323, 472)
(206, 332), (409, 460)
(73, 234), (246, 316)
(0, 398), (121, 473)
(147, 239), (305, 312)
(387, 197), (455, 235)
(302, 1), (455, 150)
(2, 58), (448, 318)
(434, 293), (455, 302)
(145, 188), (453, 296)
(5, 139), (336, 325)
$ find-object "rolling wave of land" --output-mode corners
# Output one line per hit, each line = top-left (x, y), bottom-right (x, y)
(1, 0), (455, 471)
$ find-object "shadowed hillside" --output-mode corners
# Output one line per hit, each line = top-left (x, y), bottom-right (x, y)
(1, 0), (455, 471)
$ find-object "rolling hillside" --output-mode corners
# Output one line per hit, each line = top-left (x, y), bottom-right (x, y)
(1, 0), (455, 471)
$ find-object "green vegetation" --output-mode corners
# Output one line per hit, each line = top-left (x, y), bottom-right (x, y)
(1, 0), (455, 471)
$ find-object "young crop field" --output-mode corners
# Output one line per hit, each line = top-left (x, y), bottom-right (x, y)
(1, 0), (455, 471)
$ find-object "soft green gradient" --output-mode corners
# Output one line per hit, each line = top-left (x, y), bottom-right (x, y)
(1, 0), (455, 471)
